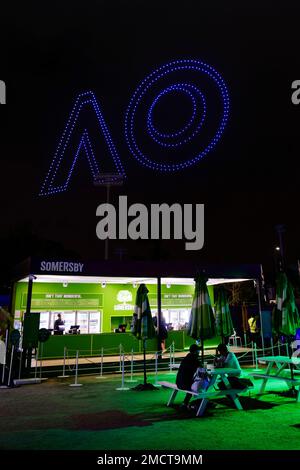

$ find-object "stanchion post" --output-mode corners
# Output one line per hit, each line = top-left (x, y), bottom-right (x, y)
(125, 348), (137, 383)
(58, 347), (69, 378)
(39, 342), (43, 379)
(251, 341), (255, 367)
(119, 344), (122, 372)
(244, 333), (247, 348)
(271, 337), (274, 356)
(116, 353), (129, 391)
(154, 352), (161, 386)
(18, 346), (23, 380)
(1, 329), (8, 384)
(254, 342), (260, 371)
(169, 345), (172, 371)
(7, 345), (15, 387)
(69, 350), (82, 387)
(278, 339), (281, 356)
(286, 342), (289, 357)
(34, 346), (39, 379)
(96, 347), (107, 379)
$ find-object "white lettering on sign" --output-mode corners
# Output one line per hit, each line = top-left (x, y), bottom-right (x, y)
(40, 261), (84, 273)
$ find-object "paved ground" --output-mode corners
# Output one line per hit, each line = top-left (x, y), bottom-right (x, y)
(1, 366), (300, 451)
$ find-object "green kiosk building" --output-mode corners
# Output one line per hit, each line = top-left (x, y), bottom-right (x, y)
(10, 258), (262, 360)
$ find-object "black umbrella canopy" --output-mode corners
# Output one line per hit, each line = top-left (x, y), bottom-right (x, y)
(131, 284), (157, 391)
(215, 286), (234, 344)
(187, 274), (216, 361)
(272, 272), (300, 337)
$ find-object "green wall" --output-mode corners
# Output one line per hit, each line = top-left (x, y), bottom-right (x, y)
(14, 281), (214, 333)
(31, 331), (221, 359)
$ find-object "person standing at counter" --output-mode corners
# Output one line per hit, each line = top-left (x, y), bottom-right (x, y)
(54, 314), (64, 335)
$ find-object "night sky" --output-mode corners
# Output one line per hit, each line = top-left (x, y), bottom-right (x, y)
(1, 1), (300, 275)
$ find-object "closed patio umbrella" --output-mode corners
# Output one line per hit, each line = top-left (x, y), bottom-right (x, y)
(272, 272), (300, 394)
(131, 284), (157, 391)
(187, 274), (216, 362)
(215, 286), (234, 344)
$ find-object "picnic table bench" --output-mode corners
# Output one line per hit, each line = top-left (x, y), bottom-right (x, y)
(159, 367), (247, 417)
(248, 356), (300, 402)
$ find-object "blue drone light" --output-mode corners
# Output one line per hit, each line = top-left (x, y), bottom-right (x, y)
(147, 83), (206, 147)
(40, 59), (230, 196)
(125, 59), (230, 172)
(39, 91), (126, 197)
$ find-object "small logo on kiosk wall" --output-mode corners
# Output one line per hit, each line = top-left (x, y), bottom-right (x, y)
(114, 290), (134, 311)
(117, 290), (133, 303)
(40, 261), (84, 273)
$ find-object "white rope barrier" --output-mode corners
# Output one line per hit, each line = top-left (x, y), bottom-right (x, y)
(66, 350), (76, 373)
(116, 353), (129, 391)
(57, 347), (69, 378)
(69, 350), (82, 387)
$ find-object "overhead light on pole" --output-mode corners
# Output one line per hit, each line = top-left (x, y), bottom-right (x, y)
(94, 173), (124, 260)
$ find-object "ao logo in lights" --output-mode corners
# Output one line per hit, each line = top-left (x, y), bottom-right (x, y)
(39, 59), (229, 196)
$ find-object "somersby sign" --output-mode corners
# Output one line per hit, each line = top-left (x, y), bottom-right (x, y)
(40, 261), (84, 273)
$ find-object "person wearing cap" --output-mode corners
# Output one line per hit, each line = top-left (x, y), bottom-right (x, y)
(176, 344), (202, 408)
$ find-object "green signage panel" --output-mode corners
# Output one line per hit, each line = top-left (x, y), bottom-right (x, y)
(22, 293), (103, 310)
(149, 293), (193, 307)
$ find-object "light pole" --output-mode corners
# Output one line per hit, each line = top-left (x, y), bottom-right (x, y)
(275, 224), (286, 271)
(94, 173), (124, 260)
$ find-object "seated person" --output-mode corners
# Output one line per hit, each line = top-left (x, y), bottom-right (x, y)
(176, 344), (202, 407)
(214, 343), (242, 376)
(214, 343), (243, 389)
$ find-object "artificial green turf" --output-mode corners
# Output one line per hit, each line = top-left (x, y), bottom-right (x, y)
(0, 369), (300, 450)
